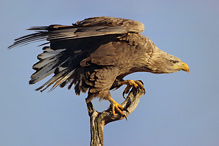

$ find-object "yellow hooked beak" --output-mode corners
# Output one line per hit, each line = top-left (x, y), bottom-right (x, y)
(173, 62), (190, 74)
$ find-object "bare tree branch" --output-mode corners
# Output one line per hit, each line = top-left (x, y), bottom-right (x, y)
(86, 87), (145, 146)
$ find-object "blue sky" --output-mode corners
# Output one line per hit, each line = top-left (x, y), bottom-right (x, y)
(1, 0), (219, 146)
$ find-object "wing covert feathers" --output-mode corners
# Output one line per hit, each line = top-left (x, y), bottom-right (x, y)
(76, 16), (144, 33)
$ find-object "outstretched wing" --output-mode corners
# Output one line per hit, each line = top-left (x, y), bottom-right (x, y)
(8, 17), (144, 49)
(9, 17), (145, 92)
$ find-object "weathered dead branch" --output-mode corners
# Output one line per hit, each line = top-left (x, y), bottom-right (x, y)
(86, 87), (145, 146)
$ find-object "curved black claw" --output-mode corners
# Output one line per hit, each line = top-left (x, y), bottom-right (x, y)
(122, 108), (129, 120)
(136, 80), (146, 94)
(122, 85), (131, 99)
(137, 80), (144, 85)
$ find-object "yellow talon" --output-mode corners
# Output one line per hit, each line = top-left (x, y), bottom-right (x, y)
(122, 80), (146, 98)
(123, 80), (138, 88)
(108, 96), (125, 116)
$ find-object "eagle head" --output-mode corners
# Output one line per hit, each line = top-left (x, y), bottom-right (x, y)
(147, 49), (189, 74)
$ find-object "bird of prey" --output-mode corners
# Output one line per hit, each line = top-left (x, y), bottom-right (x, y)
(9, 16), (189, 116)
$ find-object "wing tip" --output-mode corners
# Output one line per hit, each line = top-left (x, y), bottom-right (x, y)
(8, 45), (13, 49)
(27, 26), (48, 30)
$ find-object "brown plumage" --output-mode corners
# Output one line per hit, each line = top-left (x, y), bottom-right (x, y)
(9, 17), (189, 116)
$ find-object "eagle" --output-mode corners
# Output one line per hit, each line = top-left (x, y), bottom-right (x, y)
(9, 17), (189, 116)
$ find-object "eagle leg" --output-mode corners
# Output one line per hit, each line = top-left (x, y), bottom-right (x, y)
(86, 93), (95, 103)
(108, 96), (125, 116)
(122, 80), (146, 98)
(86, 91), (126, 116)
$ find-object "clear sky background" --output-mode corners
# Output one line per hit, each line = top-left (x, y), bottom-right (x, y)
(1, 0), (219, 146)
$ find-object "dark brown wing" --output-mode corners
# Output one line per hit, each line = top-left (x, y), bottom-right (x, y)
(8, 17), (145, 92)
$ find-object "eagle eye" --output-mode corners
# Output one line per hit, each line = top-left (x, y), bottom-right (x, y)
(170, 60), (179, 64)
